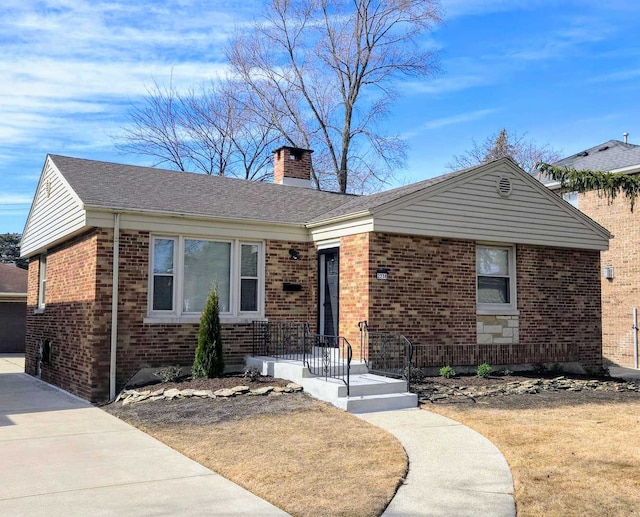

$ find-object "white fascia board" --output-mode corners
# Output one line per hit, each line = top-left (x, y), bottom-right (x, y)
(309, 215), (374, 242)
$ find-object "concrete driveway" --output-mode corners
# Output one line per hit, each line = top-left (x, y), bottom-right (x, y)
(0, 355), (287, 516)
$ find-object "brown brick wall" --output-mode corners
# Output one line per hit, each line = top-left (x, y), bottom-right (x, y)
(366, 233), (477, 346)
(575, 190), (638, 367)
(26, 228), (317, 402)
(517, 244), (602, 370)
(341, 232), (603, 371)
(25, 230), (102, 401)
(339, 234), (370, 359)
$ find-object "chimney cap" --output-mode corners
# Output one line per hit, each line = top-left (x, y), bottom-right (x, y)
(273, 146), (314, 155)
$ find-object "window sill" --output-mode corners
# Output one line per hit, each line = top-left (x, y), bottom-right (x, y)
(476, 308), (520, 316)
(143, 315), (267, 325)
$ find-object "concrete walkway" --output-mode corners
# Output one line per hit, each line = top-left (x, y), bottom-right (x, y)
(359, 409), (515, 517)
(0, 355), (287, 516)
(609, 365), (640, 380)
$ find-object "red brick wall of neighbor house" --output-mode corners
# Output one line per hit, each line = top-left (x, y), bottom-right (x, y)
(339, 233), (370, 359)
(575, 190), (639, 367)
(517, 245), (602, 371)
(25, 230), (103, 401)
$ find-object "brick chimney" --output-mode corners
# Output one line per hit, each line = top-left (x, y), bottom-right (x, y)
(273, 146), (313, 188)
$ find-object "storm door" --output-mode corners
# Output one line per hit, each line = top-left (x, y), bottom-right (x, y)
(318, 248), (339, 338)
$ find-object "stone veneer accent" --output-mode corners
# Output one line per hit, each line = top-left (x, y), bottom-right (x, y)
(477, 315), (519, 345)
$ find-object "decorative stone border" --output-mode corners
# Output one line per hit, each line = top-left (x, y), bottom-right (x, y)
(116, 383), (304, 405)
(418, 376), (640, 403)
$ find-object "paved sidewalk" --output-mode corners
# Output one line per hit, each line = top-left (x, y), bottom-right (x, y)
(360, 409), (515, 517)
(609, 365), (640, 380)
(0, 355), (287, 517)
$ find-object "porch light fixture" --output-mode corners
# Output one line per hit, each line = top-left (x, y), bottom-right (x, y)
(289, 248), (300, 260)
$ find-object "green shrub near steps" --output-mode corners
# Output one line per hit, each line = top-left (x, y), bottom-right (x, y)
(192, 285), (225, 378)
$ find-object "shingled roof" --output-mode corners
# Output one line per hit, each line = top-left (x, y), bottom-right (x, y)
(0, 263), (28, 294)
(50, 155), (482, 226)
(50, 155), (354, 225)
(552, 140), (640, 172)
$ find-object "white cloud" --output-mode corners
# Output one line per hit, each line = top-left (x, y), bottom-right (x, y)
(403, 108), (498, 139)
(0, 194), (34, 204)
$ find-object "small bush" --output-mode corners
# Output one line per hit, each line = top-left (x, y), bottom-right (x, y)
(550, 363), (564, 375)
(243, 366), (262, 381)
(192, 285), (225, 378)
(154, 365), (183, 383)
(476, 362), (492, 378)
(439, 365), (456, 378)
(407, 367), (425, 382)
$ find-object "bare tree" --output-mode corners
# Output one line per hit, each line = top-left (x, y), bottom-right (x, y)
(447, 129), (561, 173)
(117, 79), (277, 181)
(228, 0), (442, 193)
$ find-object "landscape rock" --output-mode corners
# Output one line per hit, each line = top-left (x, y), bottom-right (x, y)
(417, 376), (640, 403)
(250, 386), (273, 396)
(230, 385), (250, 394)
(214, 388), (236, 398)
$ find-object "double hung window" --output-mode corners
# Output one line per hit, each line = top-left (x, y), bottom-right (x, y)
(150, 236), (263, 319)
(476, 245), (516, 312)
(38, 255), (47, 309)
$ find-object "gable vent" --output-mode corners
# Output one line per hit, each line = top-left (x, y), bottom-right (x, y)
(496, 176), (512, 198)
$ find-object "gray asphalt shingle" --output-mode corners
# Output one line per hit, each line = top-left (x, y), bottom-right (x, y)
(50, 155), (486, 226)
(552, 139), (640, 172)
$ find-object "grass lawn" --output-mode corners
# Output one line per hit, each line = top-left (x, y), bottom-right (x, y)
(106, 388), (407, 517)
(426, 392), (640, 516)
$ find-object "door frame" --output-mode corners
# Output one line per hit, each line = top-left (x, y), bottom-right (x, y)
(317, 247), (339, 337)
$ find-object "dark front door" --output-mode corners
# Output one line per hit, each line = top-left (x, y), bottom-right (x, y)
(319, 249), (339, 337)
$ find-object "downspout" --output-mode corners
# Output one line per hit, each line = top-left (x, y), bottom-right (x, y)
(109, 213), (120, 400)
(633, 308), (638, 370)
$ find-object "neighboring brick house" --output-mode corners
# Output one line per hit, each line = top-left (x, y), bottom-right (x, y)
(21, 148), (610, 402)
(0, 263), (28, 353)
(541, 138), (640, 369)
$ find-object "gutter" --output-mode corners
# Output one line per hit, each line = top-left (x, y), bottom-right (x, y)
(0, 292), (27, 302)
(109, 213), (120, 400)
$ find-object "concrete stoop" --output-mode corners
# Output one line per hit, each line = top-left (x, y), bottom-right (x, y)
(246, 356), (418, 413)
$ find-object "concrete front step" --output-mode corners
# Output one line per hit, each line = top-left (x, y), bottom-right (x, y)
(246, 356), (417, 413)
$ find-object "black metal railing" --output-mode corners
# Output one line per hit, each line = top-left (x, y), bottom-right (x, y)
(252, 321), (352, 395)
(359, 321), (413, 391)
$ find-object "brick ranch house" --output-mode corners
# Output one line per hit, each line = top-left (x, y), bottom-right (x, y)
(20, 148), (610, 402)
(541, 137), (640, 369)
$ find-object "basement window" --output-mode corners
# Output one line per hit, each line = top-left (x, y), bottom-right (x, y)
(476, 245), (517, 314)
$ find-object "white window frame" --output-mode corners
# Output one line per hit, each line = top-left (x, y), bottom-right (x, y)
(38, 254), (47, 310)
(146, 235), (265, 324)
(476, 244), (518, 315)
(562, 191), (579, 208)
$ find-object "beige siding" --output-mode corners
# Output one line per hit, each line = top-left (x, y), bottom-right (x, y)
(86, 210), (310, 242)
(20, 160), (86, 257)
(374, 165), (609, 250)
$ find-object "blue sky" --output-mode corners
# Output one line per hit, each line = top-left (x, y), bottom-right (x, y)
(1, 0), (639, 233)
